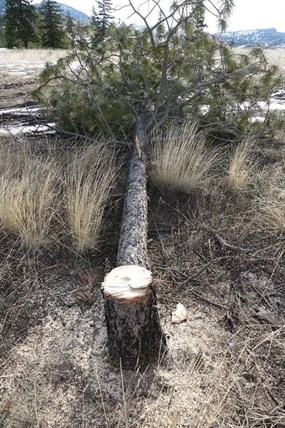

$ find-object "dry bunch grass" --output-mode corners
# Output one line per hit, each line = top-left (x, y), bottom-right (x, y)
(227, 138), (257, 190)
(0, 139), (117, 252)
(150, 122), (222, 193)
(64, 143), (117, 253)
(256, 162), (285, 233)
(0, 141), (59, 248)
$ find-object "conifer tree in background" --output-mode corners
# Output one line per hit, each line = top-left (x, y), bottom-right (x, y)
(39, 0), (66, 48)
(4, 0), (36, 48)
(0, 15), (5, 47)
(65, 12), (75, 47)
(65, 12), (74, 36)
(91, 0), (113, 43)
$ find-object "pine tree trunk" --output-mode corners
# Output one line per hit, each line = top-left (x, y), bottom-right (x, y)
(102, 116), (166, 369)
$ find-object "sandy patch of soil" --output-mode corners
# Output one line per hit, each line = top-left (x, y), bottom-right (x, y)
(0, 79), (38, 109)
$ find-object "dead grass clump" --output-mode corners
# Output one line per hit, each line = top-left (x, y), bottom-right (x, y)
(227, 138), (257, 190)
(64, 144), (117, 253)
(0, 156), (59, 248)
(257, 163), (285, 232)
(0, 139), (117, 253)
(150, 122), (221, 193)
(0, 48), (67, 63)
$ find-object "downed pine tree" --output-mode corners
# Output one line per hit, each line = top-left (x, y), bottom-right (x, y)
(102, 117), (166, 369)
(36, 0), (278, 369)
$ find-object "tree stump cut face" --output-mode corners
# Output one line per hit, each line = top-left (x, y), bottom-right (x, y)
(102, 265), (152, 301)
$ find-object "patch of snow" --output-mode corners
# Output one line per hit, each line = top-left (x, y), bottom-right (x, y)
(0, 106), (40, 115)
(0, 123), (56, 135)
(249, 116), (265, 123)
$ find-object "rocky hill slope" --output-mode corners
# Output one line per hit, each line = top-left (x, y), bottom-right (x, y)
(215, 28), (285, 47)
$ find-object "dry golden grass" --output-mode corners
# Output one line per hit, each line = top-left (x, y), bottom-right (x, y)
(65, 144), (117, 253)
(227, 138), (257, 190)
(0, 139), (117, 252)
(0, 49), (68, 78)
(0, 48), (67, 63)
(0, 142), (59, 248)
(256, 162), (285, 233)
(150, 123), (222, 193)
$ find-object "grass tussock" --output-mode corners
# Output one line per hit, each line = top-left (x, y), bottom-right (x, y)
(0, 143), (59, 248)
(257, 163), (285, 233)
(0, 139), (117, 252)
(227, 138), (257, 190)
(150, 122), (221, 193)
(65, 144), (117, 253)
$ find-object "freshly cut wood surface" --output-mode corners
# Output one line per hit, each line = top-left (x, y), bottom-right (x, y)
(102, 265), (152, 300)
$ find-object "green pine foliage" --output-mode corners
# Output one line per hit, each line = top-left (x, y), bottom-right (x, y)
(36, 1), (281, 141)
(4, 0), (36, 48)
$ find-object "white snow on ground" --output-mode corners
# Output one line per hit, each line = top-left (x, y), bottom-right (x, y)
(267, 100), (285, 110)
(0, 106), (40, 115)
(1, 93), (284, 135)
(0, 123), (56, 135)
(200, 95), (285, 123)
(0, 105), (55, 135)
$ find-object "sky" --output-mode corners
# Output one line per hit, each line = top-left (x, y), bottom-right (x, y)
(51, 0), (285, 33)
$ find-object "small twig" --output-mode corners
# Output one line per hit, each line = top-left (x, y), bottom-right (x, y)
(179, 256), (232, 285)
(248, 279), (273, 308)
(190, 291), (229, 311)
(180, 260), (213, 283)
(151, 261), (186, 276)
(201, 224), (251, 253)
(151, 213), (168, 257)
(193, 248), (208, 263)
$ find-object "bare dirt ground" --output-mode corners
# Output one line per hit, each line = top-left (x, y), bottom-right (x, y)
(0, 78), (37, 108)
(0, 49), (67, 109)
(0, 49), (284, 428)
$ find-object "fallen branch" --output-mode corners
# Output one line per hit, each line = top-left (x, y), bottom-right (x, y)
(179, 256), (233, 285)
(201, 224), (251, 253)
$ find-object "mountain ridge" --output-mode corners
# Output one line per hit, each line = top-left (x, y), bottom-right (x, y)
(215, 28), (285, 47)
(0, 0), (90, 22)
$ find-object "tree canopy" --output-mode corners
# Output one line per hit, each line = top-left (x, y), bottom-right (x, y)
(39, 0), (67, 48)
(91, 0), (113, 43)
(4, 0), (36, 48)
(37, 0), (281, 140)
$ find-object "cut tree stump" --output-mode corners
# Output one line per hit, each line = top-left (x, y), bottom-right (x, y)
(102, 265), (165, 368)
(101, 117), (166, 369)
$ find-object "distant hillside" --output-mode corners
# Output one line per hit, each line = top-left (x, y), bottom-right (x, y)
(0, 0), (90, 23)
(0, 0), (4, 15)
(47, 2), (90, 23)
(215, 28), (285, 48)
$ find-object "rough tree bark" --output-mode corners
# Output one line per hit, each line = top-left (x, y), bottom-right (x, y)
(101, 116), (166, 369)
